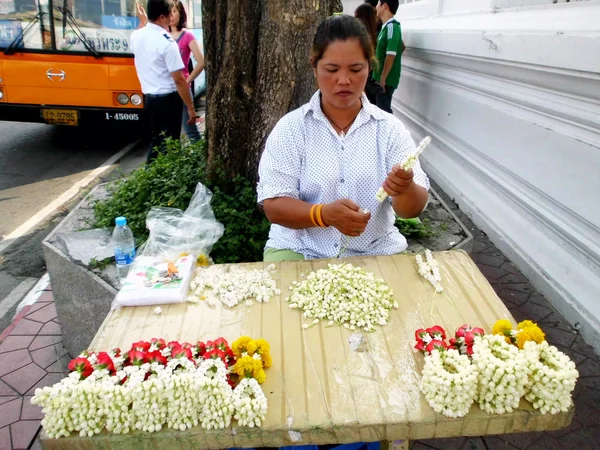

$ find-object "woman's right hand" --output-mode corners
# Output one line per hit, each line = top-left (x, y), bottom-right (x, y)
(322, 200), (371, 237)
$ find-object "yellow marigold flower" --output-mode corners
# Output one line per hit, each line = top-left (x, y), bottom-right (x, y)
(516, 329), (533, 349)
(255, 339), (270, 354)
(517, 320), (535, 330)
(524, 324), (545, 344)
(492, 319), (513, 336)
(232, 336), (251, 358)
(233, 355), (255, 378)
(261, 352), (273, 369)
(246, 339), (258, 356)
(254, 368), (267, 384)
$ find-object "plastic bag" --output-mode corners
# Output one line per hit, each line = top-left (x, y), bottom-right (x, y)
(114, 183), (225, 307)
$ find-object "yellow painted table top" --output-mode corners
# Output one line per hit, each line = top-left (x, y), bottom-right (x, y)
(40, 251), (572, 449)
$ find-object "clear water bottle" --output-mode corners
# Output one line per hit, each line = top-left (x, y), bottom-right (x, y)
(112, 216), (136, 280)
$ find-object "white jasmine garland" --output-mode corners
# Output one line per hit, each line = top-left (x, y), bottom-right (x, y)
(188, 264), (280, 307)
(523, 341), (579, 414)
(415, 250), (443, 293)
(376, 136), (432, 202)
(419, 349), (478, 418)
(233, 378), (268, 428)
(286, 263), (397, 332)
(472, 335), (531, 414)
(31, 351), (266, 438)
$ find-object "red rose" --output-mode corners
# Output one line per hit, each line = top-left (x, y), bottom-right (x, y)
(112, 348), (122, 357)
(181, 342), (194, 349)
(213, 337), (229, 352)
(415, 329), (428, 341)
(172, 346), (193, 361)
(427, 325), (446, 340)
(466, 345), (474, 356)
(128, 350), (146, 366)
(455, 326), (468, 338)
(145, 350), (168, 365)
(425, 340), (447, 354)
(167, 341), (181, 351)
(226, 348), (236, 366)
(464, 331), (476, 345)
(414, 340), (426, 352)
(68, 357), (94, 379)
(96, 352), (116, 374)
(131, 341), (150, 352)
(150, 338), (166, 349)
(203, 348), (226, 362)
(196, 341), (207, 357)
(472, 327), (485, 337)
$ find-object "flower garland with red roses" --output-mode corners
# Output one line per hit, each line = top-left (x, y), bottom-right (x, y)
(415, 322), (579, 418)
(32, 336), (270, 439)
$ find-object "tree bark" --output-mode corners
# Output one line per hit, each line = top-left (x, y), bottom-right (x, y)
(202, 0), (343, 184)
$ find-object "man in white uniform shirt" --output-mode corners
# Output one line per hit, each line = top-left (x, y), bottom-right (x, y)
(131, 0), (196, 163)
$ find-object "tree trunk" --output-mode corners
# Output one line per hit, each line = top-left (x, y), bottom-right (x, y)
(202, 0), (343, 184)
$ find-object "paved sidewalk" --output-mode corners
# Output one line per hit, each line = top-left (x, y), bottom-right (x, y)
(0, 184), (598, 449)
(0, 286), (63, 450)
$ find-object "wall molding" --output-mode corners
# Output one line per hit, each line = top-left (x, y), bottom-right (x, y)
(403, 49), (600, 147)
(396, 103), (600, 352)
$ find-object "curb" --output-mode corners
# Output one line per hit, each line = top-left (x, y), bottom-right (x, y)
(0, 303), (33, 343)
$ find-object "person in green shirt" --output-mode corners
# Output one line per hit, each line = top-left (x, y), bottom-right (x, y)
(373, 0), (406, 113)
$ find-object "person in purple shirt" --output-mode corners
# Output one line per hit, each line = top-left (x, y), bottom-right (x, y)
(169, 1), (205, 143)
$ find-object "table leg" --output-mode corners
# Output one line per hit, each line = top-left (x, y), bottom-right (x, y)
(381, 440), (410, 450)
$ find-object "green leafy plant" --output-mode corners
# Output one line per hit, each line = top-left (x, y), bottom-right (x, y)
(93, 139), (270, 264)
(394, 217), (433, 239)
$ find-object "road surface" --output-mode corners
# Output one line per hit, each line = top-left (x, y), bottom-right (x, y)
(0, 121), (146, 334)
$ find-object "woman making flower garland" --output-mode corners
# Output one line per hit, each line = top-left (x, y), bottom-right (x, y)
(257, 14), (430, 262)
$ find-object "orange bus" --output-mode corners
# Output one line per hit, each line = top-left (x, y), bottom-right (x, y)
(0, 0), (144, 127)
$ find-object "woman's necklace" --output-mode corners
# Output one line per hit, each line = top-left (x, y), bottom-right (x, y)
(321, 107), (360, 138)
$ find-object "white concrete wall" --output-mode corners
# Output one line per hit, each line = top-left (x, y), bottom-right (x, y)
(343, 0), (600, 352)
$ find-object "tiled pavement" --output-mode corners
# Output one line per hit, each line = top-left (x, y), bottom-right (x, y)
(0, 186), (598, 449)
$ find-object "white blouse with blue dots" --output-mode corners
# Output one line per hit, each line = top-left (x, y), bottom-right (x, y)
(257, 90), (430, 260)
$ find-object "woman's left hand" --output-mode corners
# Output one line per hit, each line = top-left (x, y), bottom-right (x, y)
(382, 165), (414, 197)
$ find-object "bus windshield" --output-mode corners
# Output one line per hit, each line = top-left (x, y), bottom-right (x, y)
(1, 0), (139, 55)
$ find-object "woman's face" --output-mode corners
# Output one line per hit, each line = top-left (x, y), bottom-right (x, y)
(314, 38), (369, 111)
(170, 6), (180, 27)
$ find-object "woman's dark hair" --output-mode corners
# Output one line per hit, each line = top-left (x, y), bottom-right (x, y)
(310, 14), (374, 68)
(354, 4), (377, 50)
(147, 0), (171, 22)
(364, 0), (378, 7)
(172, 0), (187, 31)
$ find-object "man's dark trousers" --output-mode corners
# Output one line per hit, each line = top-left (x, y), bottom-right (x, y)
(376, 86), (396, 114)
(145, 92), (183, 164)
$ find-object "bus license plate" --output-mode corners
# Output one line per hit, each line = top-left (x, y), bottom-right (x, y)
(41, 109), (78, 126)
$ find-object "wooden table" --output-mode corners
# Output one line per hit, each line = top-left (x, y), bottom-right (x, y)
(40, 251), (573, 449)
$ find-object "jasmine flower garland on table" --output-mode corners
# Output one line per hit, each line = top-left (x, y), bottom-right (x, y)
(31, 336), (272, 438)
(416, 320), (579, 418)
(419, 348), (479, 418)
(415, 249), (443, 293)
(523, 341), (579, 414)
(286, 263), (398, 332)
(471, 334), (531, 414)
